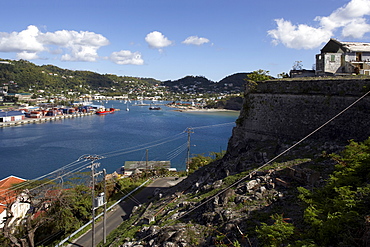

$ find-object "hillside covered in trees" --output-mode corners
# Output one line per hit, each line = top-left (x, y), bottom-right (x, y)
(0, 59), (249, 99)
(0, 59), (161, 97)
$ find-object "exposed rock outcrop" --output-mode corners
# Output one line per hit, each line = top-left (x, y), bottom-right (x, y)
(113, 78), (370, 247)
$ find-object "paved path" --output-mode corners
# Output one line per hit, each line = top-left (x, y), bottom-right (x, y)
(69, 177), (184, 247)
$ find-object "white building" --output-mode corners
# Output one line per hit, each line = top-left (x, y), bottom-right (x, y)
(316, 39), (370, 76)
(0, 176), (30, 228)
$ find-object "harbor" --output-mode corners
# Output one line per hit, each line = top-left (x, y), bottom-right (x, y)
(0, 100), (238, 179)
(0, 111), (95, 127)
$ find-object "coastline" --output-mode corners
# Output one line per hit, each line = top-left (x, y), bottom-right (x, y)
(167, 105), (239, 113)
(0, 112), (95, 128)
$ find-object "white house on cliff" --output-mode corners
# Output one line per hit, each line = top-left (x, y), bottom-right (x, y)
(316, 39), (370, 76)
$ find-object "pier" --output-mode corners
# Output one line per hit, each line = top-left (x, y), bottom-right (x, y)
(0, 112), (95, 128)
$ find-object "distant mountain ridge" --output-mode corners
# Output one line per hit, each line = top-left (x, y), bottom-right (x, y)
(163, 73), (249, 94)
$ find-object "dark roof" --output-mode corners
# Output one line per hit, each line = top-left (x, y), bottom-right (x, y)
(321, 38), (370, 53)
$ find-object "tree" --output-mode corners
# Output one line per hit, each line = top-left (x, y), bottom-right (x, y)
(1, 188), (53, 247)
(292, 61), (303, 70)
(298, 137), (370, 246)
(256, 214), (296, 247)
(244, 70), (271, 93)
(277, 72), (289, 78)
(189, 154), (213, 174)
(247, 69), (271, 82)
(0, 178), (92, 246)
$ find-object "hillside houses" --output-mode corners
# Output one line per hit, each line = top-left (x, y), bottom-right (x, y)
(0, 176), (30, 229)
(316, 38), (370, 76)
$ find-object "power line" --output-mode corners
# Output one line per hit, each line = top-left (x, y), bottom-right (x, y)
(191, 121), (235, 130)
(100, 131), (187, 158)
(166, 142), (188, 161)
(1, 121), (235, 200)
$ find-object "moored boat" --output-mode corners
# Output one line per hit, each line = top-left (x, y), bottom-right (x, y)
(96, 108), (115, 114)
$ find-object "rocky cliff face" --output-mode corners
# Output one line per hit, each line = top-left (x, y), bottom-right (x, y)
(111, 78), (370, 247)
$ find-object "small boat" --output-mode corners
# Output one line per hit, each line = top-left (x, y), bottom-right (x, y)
(149, 106), (161, 110)
(96, 108), (115, 114)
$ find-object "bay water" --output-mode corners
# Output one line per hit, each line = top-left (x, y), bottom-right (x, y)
(0, 101), (239, 180)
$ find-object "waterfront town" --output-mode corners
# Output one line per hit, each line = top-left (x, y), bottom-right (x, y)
(1, 37), (370, 246)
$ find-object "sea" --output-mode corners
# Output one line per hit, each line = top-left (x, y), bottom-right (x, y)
(0, 101), (239, 180)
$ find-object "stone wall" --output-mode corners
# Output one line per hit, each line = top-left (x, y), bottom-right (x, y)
(227, 78), (370, 158)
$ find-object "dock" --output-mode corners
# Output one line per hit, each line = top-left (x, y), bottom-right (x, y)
(0, 112), (95, 128)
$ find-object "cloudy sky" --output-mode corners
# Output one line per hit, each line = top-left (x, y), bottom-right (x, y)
(1, 0), (370, 81)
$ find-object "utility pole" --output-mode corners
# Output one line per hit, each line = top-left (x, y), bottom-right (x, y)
(146, 149), (149, 175)
(186, 127), (193, 175)
(103, 168), (107, 244)
(79, 154), (104, 247)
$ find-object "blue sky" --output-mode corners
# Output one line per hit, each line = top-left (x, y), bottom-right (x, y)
(1, 0), (369, 81)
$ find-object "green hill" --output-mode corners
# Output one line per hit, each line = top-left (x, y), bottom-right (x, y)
(0, 59), (160, 96)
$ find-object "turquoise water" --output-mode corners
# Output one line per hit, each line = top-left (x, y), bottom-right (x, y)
(0, 101), (239, 179)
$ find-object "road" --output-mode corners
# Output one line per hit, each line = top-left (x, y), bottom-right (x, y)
(68, 177), (184, 247)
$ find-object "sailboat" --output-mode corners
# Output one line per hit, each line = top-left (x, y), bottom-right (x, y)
(126, 102), (130, 111)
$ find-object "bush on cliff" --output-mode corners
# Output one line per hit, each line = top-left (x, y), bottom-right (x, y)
(297, 137), (370, 246)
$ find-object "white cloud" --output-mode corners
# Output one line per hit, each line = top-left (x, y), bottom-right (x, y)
(16, 51), (39, 60)
(341, 18), (370, 38)
(145, 31), (173, 50)
(0, 25), (44, 53)
(182, 36), (210, 46)
(268, 19), (332, 49)
(110, 50), (144, 65)
(268, 0), (370, 49)
(0, 25), (109, 62)
(41, 29), (109, 62)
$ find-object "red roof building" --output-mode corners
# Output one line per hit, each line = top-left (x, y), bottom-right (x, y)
(0, 175), (29, 228)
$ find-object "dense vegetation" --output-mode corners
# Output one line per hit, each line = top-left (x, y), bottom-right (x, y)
(257, 138), (370, 246)
(297, 138), (370, 246)
(0, 59), (161, 97)
(0, 59), (248, 103)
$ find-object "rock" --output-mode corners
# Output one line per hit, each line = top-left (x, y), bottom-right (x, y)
(121, 242), (134, 247)
(148, 239), (155, 246)
(224, 223), (234, 232)
(255, 192), (264, 200)
(247, 180), (259, 191)
(220, 189), (235, 205)
(132, 205), (140, 214)
(235, 195), (246, 204)
(259, 186), (267, 194)
(213, 196), (219, 205)
(156, 231), (176, 244)
(212, 179), (223, 189)
(163, 242), (177, 247)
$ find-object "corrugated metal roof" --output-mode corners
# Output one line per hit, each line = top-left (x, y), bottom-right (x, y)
(124, 161), (171, 170)
(341, 41), (370, 52)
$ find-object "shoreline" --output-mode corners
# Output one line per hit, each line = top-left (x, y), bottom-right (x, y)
(167, 105), (239, 113)
(0, 112), (95, 128)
